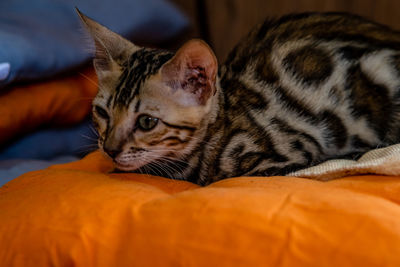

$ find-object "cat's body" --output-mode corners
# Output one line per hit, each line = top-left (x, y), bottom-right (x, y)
(78, 11), (400, 185)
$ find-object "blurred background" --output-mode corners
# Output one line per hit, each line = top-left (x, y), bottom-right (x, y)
(1, 0), (400, 185)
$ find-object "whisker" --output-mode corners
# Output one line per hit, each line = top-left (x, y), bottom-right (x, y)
(142, 163), (150, 176)
(88, 125), (99, 137)
(150, 161), (171, 178)
(157, 160), (180, 178)
(159, 156), (186, 174)
(79, 72), (98, 87)
(155, 159), (179, 179)
(160, 155), (194, 168)
(141, 157), (153, 176)
(137, 158), (148, 176)
(156, 156), (188, 179)
(147, 162), (163, 177)
(81, 134), (98, 142)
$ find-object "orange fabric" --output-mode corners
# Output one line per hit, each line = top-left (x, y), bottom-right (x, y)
(1, 151), (400, 266)
(0, 68), (98, 144)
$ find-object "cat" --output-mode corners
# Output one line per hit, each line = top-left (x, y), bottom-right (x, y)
(77, 9), (400, 185)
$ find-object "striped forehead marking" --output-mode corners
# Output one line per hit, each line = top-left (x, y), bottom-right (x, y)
(113, 48), (174, 107)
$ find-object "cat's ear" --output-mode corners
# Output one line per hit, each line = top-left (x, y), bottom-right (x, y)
(161, 39), (218, 105)
(76, 8), (140, 75)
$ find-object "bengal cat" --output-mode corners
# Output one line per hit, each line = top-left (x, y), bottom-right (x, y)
(78, 10), (400, 185)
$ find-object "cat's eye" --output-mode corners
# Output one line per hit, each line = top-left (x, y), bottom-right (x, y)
(137, 115), (159, 131)
(94, 105), (109, 120)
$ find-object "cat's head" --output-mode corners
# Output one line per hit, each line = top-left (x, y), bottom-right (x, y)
(77, 10), (219, 174)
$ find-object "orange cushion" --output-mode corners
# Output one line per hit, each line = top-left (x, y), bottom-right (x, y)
(1, 151), (400, 266)
(0, 68), (98, 144)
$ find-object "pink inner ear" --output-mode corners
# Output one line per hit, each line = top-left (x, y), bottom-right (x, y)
(162, 40), (218, 105)
(182, 41), (217, 80)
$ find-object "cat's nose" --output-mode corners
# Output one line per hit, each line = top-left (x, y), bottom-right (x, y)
(104, 147), (122, 158)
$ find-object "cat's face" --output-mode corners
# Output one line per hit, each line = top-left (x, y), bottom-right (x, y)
(78, 10), (218, 173)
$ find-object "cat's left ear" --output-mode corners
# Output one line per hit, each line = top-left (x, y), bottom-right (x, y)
(76, 8), (140, 75)
(161, 39), (218, 106)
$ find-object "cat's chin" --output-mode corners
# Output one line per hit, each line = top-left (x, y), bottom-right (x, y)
(113, 164), (138, 172)
(113, 160), (142, 172)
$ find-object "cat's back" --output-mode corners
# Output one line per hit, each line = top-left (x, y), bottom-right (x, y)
(219, 12), (400, 161)
(222, 12), (400, 78)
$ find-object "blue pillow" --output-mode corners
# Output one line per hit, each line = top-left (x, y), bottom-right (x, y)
(0, 120), (98, 160)
(0, 0), (188, 87)
(0, 156), (79, 187)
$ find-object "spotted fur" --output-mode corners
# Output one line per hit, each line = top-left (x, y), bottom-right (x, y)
(79, 11), (400, 185)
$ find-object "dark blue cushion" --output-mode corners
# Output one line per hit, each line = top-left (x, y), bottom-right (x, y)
(0, 156), (79, 187)
(0, 120), (98, 160)
(0, 0), (188, 87)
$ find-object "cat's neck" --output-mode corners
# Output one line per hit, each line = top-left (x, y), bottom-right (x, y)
(188, 78), (227, 184)
(210, 77), (225, 123)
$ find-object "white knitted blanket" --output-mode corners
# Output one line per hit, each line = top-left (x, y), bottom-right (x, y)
(290, 144), (400, 181)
